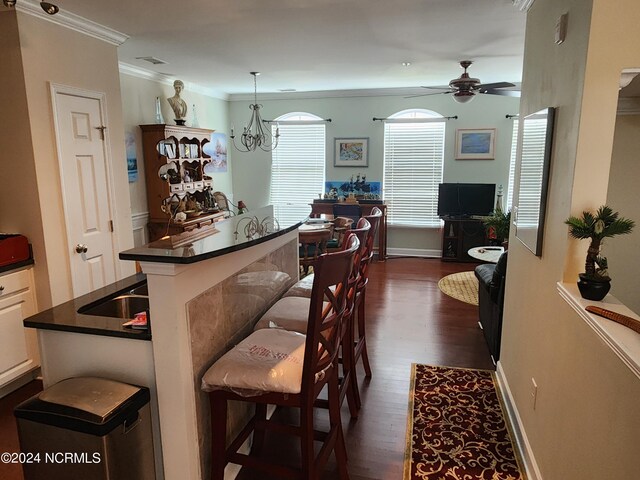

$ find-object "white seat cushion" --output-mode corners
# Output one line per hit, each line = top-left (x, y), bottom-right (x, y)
(282, 274), (314, 299)
(233, 271), (292, 300)
(201, 328), (306, 395)
(253, 296), (314, 333)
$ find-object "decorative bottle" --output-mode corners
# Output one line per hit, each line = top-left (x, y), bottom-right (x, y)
(155, 97), (165, 124)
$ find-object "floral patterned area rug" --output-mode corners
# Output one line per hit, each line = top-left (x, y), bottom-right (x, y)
(404, 364), (526, 480)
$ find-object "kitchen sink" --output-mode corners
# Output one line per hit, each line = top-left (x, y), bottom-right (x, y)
(78, 294), (149, 319)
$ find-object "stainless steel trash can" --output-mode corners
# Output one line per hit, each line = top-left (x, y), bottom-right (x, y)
(14, 376), (156, 480)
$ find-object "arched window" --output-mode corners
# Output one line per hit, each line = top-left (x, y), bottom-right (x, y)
(270, 112), (326, 223)
(383, 109), (446, 226)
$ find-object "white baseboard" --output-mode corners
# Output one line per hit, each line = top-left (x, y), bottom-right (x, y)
(0, 367), (40, 399)
(387, 247), (442, 258)
(495, 361), (543, 480)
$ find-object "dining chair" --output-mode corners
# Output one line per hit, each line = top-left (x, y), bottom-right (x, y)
(298, 227), (332, 276)
(332, 203), (362, 225)
(327, 216), (354, 251)
(201, 234), (359, 480)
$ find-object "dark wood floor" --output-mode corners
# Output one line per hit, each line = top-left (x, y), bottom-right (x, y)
(0, 258), (491, 480)
(236, 258), (493, 480)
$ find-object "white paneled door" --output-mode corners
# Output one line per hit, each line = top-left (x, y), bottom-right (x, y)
(53, 90), (116, 297)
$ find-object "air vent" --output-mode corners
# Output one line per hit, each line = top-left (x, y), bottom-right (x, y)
(279, 88), (297, 92)
(136, 56), (168, 65)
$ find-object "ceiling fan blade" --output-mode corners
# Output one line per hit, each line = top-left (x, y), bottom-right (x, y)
(481, 89), (521, 98)
(420, 85), (451, 90)
(404, 90), (454, 99)
(477, 81), (516, 90)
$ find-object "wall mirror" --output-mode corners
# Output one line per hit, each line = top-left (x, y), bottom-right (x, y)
(606, 70), (640, 314)
(514, 107), (556, 256)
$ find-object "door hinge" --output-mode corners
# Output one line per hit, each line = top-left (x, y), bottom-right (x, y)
(108, 220), (114, 232)
(95, 125), (107, 140)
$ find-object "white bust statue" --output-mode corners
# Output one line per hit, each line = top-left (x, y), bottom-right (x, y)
(167, 80), (188, 125)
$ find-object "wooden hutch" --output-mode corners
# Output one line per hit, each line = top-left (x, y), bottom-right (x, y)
(139, 124), (227, 243)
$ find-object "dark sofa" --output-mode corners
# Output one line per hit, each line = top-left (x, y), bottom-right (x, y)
(474, 251), (508, 363)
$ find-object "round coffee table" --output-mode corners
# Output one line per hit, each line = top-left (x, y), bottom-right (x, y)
(468, 246), (504, 263)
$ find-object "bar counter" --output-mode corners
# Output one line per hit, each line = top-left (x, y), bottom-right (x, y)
(121, 205), (303, 480)
(119, 205), (303, 264)
(28, 206), (304, 480)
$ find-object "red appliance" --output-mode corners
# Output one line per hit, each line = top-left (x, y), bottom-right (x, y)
(0, 234), (31, 267)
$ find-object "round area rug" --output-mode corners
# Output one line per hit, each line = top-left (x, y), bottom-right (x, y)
(438, 271), (478, 305)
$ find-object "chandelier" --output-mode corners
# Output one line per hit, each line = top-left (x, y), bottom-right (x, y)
(231, 72), (279, 152)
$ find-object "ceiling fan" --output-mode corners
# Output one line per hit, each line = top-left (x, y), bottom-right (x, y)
(409, 60), (519, 103)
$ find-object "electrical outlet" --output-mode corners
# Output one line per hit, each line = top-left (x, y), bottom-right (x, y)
(530, 378), (538, 410)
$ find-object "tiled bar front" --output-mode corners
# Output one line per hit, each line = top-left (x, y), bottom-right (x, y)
(137, 229), (299, 480)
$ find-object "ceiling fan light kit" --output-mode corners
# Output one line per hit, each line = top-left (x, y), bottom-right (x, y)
(453, 91), (475, 104)
(410, 60), (518, 103)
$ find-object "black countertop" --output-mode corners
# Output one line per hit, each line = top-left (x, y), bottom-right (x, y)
(0, 257), (34, 275)
(24, 273), (150, 341)
(119, 205), (306, 264)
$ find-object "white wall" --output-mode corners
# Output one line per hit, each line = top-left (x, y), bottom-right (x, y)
(0, 10), (136, 308)
(606, 114), (640, 313)
(120, 74), (232, 219)
(230, 92), (519, 251)
(501, 0), (640, 478)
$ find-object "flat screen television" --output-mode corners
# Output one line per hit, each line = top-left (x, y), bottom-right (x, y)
(437, 183), (496, 218)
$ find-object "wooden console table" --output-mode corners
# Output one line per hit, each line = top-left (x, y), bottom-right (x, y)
(441, 218), (486, 262)
(309, 202), (387, 260)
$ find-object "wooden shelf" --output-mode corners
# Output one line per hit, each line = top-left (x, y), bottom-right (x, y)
(140, 124), (224, 243)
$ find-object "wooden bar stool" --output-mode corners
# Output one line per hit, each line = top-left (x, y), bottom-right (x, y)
(351, 207), (382, 407)
(201, 235), (359, 480)
(257, 220), (370, 418)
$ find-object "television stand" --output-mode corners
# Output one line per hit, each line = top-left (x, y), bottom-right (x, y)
(441, 218), (487, 262)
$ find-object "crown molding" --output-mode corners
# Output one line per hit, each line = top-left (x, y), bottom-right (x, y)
(229, 85), (522, 102)
(119, 62), (229, 101)
(619, 68), (640, 89)
(15, 0), (128, 45)
(617, 97), (640, 115)
(229, 87), (441, 102)
(511, 0), (535, 12)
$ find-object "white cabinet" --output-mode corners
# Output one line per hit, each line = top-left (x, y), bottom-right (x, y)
(0, 267), (39, 388)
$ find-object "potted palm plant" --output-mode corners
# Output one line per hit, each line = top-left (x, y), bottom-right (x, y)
(565, 205), (635, 300)
(483, 210), (511, 248)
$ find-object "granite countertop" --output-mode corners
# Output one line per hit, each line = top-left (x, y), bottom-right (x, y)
(24, 273), (150, 341)
(0, 257), (34, 275)
(119, 205), (306, 264)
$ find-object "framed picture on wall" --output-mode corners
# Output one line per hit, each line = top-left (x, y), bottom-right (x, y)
(334, 138), (369, 167)
(455, 128), (496, 159)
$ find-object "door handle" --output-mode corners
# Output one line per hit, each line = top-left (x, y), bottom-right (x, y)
(75, 244), (88, 254)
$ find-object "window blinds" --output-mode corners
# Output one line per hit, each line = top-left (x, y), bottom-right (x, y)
(383, 121), (445, 227)
(270, 123), (325, 224)
(517, 118), (548, 227)
(506, 119), (519, 211)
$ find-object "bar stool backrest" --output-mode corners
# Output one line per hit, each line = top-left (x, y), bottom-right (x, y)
(303, 233), (359, 392)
